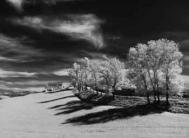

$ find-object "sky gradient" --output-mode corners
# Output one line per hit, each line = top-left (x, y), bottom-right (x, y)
(0, 0), (189, 91)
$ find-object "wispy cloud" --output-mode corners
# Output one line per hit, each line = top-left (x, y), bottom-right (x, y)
(6, 0), (57, 11)
(0, 80), (49, 88)
(13, 14), (105, 48)
(0, 56), (18, 62)
(0, 84), (43, 92)
(52, 14), (105, 48)
(6, 0), (84, 11)
(0, 68), (36, 78)
(183, 55), (189, 61)
(53, 68), (70, 76)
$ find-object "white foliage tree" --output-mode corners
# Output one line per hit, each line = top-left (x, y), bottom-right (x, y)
(128, 39), (183, 104)
(69, 62), (82, 91)
(88, 59), (101, 90)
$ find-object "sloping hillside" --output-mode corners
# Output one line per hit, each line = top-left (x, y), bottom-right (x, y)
(0, 91), (189, 138)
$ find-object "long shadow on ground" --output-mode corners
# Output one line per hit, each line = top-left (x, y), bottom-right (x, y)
(62, 103), (170, 125)
(39, 95), (75, 103)
(54, 100), (95, 115)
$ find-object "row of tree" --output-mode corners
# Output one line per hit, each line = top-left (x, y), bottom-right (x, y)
(69, 39), (184, 104)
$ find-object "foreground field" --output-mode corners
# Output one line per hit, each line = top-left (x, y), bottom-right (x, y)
(0, 91), (189, 138)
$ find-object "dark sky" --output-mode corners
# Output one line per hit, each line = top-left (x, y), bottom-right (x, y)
(0, 0), (189, 91)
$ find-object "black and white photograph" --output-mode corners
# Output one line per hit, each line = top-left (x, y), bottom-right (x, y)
(0, 0), (189, 138)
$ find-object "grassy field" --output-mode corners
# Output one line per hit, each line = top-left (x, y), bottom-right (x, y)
(109, 95), (189, 114)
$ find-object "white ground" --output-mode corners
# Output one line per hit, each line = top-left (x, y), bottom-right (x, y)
(0, 91), (189, 138)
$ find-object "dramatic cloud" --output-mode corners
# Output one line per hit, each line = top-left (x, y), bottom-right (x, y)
(13, 14), (105, 48)
(7, 0), (24, 11)
(0, 34), (43, 63)
(2, 0), (189, 91)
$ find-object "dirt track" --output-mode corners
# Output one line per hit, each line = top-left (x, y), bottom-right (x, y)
(0, 91), (189, 138)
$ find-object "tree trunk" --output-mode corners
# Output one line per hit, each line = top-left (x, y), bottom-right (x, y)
(166, 84), (169, 105)
(166, 73), (170, 105)
(142, 74), (150, 104)
(112, 86), (116, 100)
(147, 91), (150, 104)
(153, 89), (157, 102)
(166, 91), (169, 104)
(157, 90), (160, 103)
(94, 75), (97, 91)
(156, 76), (160, 103)
(84, 83), (87, 91)
(105, 78), (109, 94)
(78, 83), (81, 92)
(153, 71), (158, 103)
(147, 70), (156, 102)
(94, 83), (97, 91)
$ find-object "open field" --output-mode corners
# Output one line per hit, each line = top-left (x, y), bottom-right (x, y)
(0, 90), (189, 138)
